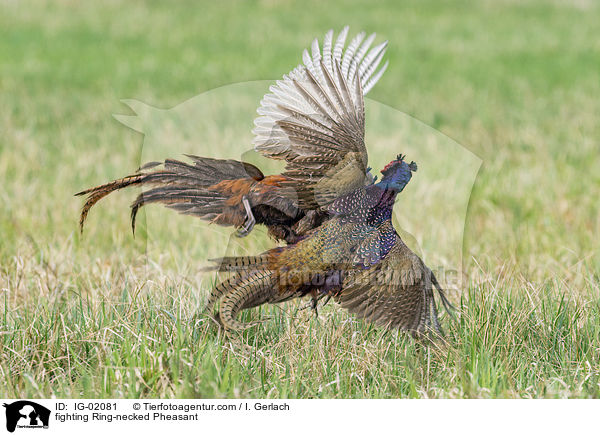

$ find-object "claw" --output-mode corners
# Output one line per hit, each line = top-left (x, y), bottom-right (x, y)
(235, 195), (256, 238)
(299, 299), (318, 317)
(300, 292), (331, 317)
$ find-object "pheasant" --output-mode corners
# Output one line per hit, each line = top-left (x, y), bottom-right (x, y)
(77, 27), (453, 336)
(207, 155), (453, 335)
(76, 156), (332, 244)
(75, 27), (384, 244)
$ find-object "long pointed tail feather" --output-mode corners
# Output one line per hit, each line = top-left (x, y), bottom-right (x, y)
(201, 250), (284, 273)
(431, 272), (457, 320)
(75, 156), (264, 234)
(209, 270), (278, 331)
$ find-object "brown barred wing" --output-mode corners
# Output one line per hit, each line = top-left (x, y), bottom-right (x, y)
(253, 27), (389, 210)
(335, 236), (452, 336)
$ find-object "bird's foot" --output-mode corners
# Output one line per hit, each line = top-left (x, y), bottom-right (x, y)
(235, 195), (256, 238)
(299, 299), (317, 317)
(300, 294), (332, 318)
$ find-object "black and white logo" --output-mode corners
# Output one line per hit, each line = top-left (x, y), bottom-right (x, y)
(3, 401), (50, 432)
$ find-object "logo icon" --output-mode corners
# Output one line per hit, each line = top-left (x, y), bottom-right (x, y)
(3, 401), (50, 432)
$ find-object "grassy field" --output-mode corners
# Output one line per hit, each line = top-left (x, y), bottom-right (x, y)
(1, 0), (599, 398)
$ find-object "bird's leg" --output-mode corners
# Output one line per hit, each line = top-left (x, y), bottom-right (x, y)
(310, 295), (319, 317)
(300, 291), (328, 317)
(299, 298), (319, 317)
(235, 195), (256, 238)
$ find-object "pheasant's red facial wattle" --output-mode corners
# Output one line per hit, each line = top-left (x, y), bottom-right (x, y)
(381, 160), (399, 174)
(77, 27), (450, 337)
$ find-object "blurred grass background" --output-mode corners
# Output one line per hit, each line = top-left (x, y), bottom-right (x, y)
(1, 0), (599, 398)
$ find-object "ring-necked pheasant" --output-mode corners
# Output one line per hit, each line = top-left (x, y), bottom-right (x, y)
(76, 26), (383, 244)
(77, 27), (453, 336)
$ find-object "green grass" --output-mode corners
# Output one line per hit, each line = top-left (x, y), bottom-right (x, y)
(1, 0), (599, 398)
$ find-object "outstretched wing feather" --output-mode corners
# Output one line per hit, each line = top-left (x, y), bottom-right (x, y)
(335, 236), (451, 335)
(253, 26), (388, 209)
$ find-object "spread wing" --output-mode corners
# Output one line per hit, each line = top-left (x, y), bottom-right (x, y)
(335, 235), (453, 335)
(253, 26), (389, 210)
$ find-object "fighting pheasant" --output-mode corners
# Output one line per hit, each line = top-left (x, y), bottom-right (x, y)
(77, 27), (453, 336)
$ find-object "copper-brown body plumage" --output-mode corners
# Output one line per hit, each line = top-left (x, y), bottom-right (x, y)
(77, 27), (453, 338)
